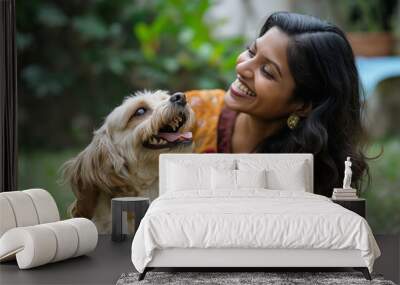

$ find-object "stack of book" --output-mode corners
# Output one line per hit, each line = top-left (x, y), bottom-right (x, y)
(332, 188), (358, 200)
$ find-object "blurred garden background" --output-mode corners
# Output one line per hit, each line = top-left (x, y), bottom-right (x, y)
(17, 0), (400, 234)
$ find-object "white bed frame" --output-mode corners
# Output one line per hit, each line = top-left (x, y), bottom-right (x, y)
(139, 154), (371, 280)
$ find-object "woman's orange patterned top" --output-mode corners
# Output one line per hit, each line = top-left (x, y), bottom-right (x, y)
(185, 89), (238, 153)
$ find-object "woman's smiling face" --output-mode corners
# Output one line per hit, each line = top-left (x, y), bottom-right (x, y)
(224, 26), (297, 121)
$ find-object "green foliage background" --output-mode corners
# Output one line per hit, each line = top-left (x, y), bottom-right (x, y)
(17, 0), (244, 150)
(16, 0), (399, 233)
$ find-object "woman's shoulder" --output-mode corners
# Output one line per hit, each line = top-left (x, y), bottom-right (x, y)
(184, 88), (226, 122)
(184, 89), (226, 153)
(185, 89), (226, 123)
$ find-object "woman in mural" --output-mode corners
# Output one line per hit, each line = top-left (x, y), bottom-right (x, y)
(185, 11), (370, 197)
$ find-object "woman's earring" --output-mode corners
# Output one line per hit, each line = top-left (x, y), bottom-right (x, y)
(287, 114), (300, 129)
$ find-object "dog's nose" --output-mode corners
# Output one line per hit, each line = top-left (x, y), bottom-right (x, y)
(170, 92), (186, 107)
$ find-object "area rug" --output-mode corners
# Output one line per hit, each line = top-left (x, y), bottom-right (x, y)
(116, 271), (396, 285)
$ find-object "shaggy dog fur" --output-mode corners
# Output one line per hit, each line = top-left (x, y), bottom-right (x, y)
(61, 91), (195, 233)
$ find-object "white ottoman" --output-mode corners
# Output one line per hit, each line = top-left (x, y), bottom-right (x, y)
(0, 189), (98, 269)
(0, 188), (59, 236)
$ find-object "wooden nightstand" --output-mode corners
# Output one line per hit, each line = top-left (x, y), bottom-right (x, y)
(331, 198), (366, 218)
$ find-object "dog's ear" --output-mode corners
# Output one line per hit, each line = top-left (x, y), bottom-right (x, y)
(60, 142), (101, 219)
(60, 127), (128, 219)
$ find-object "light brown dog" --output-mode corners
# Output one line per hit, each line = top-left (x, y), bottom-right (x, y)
(61, 91), (195, 233)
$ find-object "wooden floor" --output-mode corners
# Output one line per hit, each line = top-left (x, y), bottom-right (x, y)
(0, 235), (398, 285)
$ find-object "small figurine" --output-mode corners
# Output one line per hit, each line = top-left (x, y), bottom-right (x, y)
(332, 157), (357, 199)
(342, 157), (352, 189)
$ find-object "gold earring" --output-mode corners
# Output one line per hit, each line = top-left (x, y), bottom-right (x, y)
(287, 114), (300, 129)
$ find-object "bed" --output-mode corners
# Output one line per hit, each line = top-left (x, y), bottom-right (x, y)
(131, 154), (380, 281)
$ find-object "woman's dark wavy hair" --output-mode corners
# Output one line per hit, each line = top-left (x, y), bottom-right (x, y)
(254, 11), (374, 197)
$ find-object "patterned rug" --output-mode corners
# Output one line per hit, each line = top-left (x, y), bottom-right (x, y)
(116, 271), (396, 285)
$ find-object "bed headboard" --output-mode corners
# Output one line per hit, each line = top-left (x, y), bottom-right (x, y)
(159, 153), (313, 195)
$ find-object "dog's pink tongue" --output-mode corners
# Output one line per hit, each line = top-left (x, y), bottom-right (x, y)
(158, 132), (192, 142)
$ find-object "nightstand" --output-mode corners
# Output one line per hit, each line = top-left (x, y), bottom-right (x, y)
(111, 197), (150, 242)
(331, 198), (366, 218)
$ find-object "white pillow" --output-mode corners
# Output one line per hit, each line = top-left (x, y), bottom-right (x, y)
(237, 159), (309, 192)
(166, 159), (236, 192)
(266, 162), (307, 191)
(167, 163), (211, 191)
(236, 169), (267, 189)
(211, 168), (267, 190)
(211, 168), (236, 190)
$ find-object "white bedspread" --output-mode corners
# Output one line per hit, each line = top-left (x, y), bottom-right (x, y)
(131, 190), (380, 273)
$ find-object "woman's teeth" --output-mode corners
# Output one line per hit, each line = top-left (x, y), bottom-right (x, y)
(232, 79), (256, 97)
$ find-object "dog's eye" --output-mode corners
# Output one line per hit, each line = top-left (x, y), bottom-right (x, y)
(134, 107), (147, 117)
